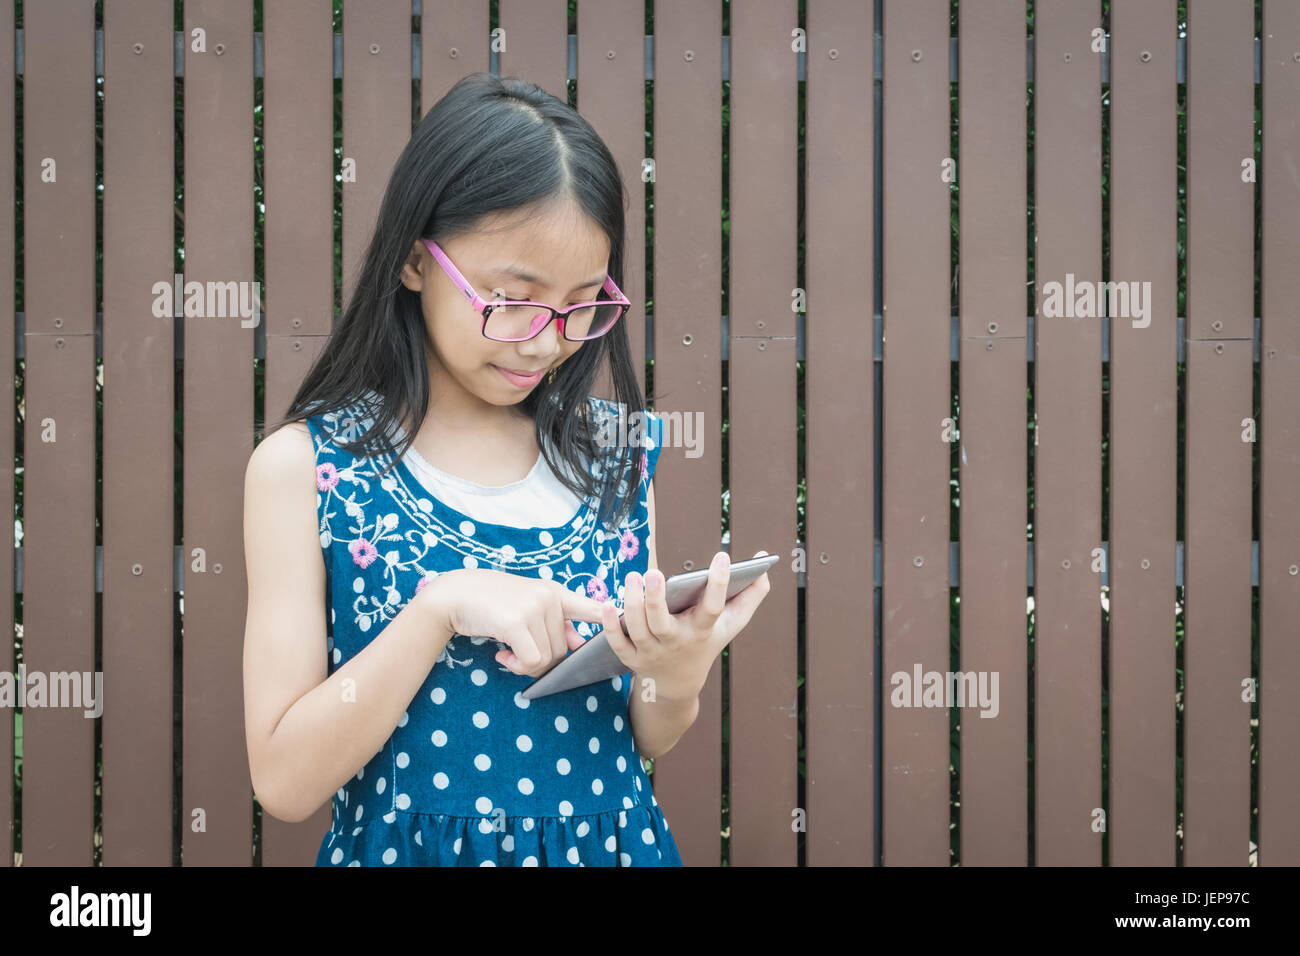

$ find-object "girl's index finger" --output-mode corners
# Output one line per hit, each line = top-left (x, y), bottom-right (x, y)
(558, 586), (612, 623)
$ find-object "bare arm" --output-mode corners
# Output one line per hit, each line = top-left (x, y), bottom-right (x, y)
(242, 422), (454, 824)
(628, 479), (701, 759)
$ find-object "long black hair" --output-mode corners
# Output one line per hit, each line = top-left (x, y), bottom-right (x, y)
(271, 72), (647, 530)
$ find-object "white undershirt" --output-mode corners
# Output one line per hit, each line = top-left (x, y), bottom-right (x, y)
(388, 418), (587, 530)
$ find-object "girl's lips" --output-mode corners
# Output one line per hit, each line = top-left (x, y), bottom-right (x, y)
(493, 364), (546, 388)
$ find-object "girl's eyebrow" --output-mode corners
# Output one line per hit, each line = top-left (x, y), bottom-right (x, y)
(485, 265), (606, 295)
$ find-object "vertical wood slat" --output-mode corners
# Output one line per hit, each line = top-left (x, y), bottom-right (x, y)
(728, 0), (798, 867)
(1259, 0), (1300, 866)
(260, 0), (336, 867)
(804, 0), (874, 866)
(1184, 0), (1254, 867)
(1108, 0), (1178, 866)
(644, 0), (724, 866)
(881, 0), (950, 866)
(182, 0), (254, 866)
(1033, 0), (1103, 866)
(101, 0), (175, 867)
(499, 0), (569, 102)
(0, 0), (14, 868)
(341, 0), (413, 312)
(957, 0), (1029, 867)
(21, 0), (97, 866)
(577, 0), (647, 387)
(421, 2), (491, 116)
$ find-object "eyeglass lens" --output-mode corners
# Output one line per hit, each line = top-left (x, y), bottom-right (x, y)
(484, 300), (623, 341)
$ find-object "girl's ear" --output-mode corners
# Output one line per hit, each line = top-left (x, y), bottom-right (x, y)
(398, 241), (427, 292)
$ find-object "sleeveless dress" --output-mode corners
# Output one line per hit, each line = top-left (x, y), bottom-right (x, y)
(303, 393), (683, 867)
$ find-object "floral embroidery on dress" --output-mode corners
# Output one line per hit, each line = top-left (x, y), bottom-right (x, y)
(310, 396), (658, 671)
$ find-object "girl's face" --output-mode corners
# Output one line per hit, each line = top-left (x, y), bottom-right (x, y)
(401, 201), (612, 413)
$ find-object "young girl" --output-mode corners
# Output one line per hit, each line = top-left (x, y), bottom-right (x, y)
(242, 73), (771, 866)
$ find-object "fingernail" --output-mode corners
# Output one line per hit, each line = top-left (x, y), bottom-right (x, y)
(646, 572), (662, 592)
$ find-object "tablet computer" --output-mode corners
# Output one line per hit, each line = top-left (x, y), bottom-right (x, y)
(519, 552), (779, 699)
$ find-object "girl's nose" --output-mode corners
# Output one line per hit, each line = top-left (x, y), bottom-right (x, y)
(520, 314), (563, 351)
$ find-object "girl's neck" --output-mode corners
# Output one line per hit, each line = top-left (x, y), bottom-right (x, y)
(401, 397), (539, 488)
(396, 379), (533, 449)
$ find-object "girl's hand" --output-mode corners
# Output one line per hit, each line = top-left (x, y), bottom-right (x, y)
(419, 569), (609, 678)
(601, 551), (773, 701)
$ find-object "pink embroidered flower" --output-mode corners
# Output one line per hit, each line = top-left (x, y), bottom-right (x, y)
(316, 462), (339, 492)
(586, 577), (609, 603)
(639, 451), (649, 481)
(415, 574), (437, 595)
(349, 537), (379, 569)
(619, 530), (639, 561)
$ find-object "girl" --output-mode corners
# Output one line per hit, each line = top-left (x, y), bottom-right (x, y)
(242, 73), (772, 866)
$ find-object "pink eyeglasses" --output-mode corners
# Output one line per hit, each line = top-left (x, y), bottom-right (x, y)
(422, 238), (631, 342)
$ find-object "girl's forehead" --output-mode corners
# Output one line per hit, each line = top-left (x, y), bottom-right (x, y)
(457, 229), (610, 285)
(473, 203), (609, 253)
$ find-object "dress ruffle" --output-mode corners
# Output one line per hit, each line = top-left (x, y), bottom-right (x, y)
(315, 801), (681, 867)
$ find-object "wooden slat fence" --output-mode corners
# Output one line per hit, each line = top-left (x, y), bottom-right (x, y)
(0, 0), (1294, 867)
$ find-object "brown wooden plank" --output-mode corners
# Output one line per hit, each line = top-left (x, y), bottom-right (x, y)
(498, 0), (569, 102)
(341, 0), (413, 311)
(804, 0), (874, 866)
(1108, 0), (1178, 866)
(20, 0), (97, 867)
(728, 0), (798, 867)
(881, 0), (950, 866)
(259, 0), (336, 867)
(641, 0), (725, 867)
(957, 0), (1029, 867)
(421, 1), (490, 116)
(1183, 0), (1254, 867)
(0, 0), (15, 869)
(182, 0), (255, 866)
(1259, 0), (1300, 866)
(100, 0), (176, 867)
(1033, 0), (1103, 866)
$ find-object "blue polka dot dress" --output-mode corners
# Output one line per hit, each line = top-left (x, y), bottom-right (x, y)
(303, 394), (682, 867)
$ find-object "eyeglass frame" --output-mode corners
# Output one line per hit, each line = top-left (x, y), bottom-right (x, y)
(422, 238), (631, 342)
